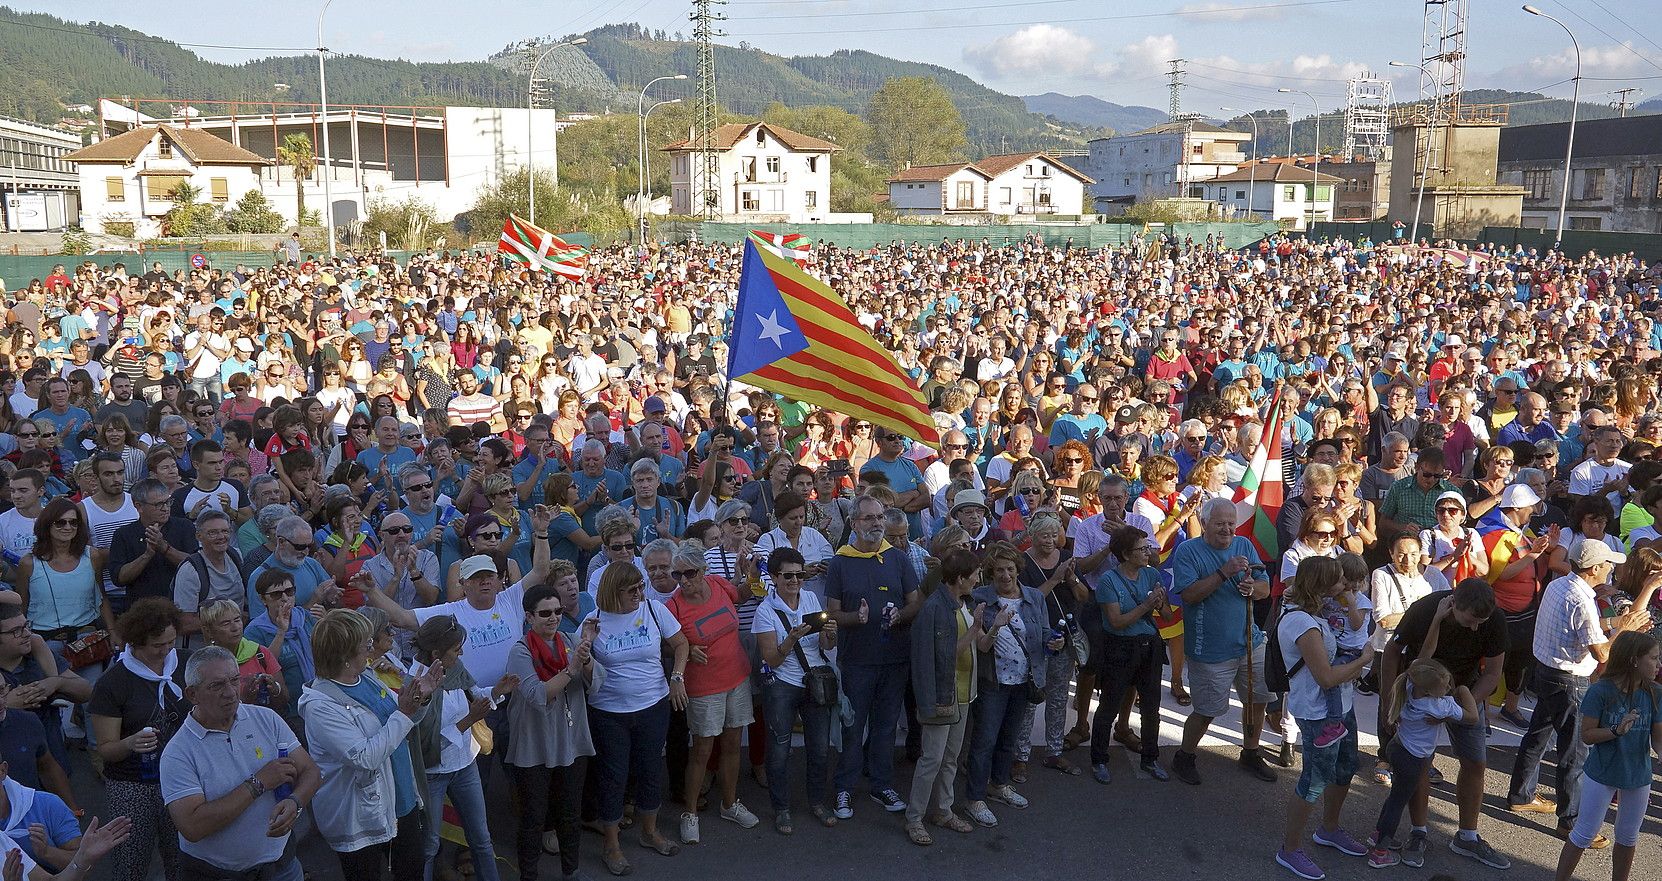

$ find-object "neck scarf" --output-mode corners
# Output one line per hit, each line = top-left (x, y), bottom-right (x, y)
(1, 776), (34, 839)
(120, 647), (183, 706)
(525, 630), (568, 681)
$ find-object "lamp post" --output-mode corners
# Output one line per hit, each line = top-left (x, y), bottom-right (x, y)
(1220, 107), (1258, 219)
(637, 74), (687, 242)
(1279, 88), (1321, 227)
(1389, 60), (1439, 244)
(526, 37), (588, 225)
(639, 98), (682, 242)
(1524, 4), (1581, 247)
(316, 0), (336, 257)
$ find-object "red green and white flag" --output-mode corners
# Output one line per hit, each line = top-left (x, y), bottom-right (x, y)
(498, 214), (587, 278)
(747, 229), (810, 266)
(1232, 386), (1286, 563)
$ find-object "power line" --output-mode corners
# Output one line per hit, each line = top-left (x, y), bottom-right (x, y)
(0, 14), (311, 52)
(732, 0), (1087, 17)
(727, 0), (1364, 36)
(1579, 0), (1662, 58)
(1544, 0), (1662, 76)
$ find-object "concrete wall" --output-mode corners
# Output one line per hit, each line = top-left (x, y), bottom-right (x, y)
(1499, 155), (1662, 234)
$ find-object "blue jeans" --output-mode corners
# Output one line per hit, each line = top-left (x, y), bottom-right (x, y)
(966, 681), (1028, 801)
(1294, 710), (1359, 802)
(423, 763), (498, 881)
(189, 374), (223, 404)
(834, 662), (906, 794)
(590, 698), (670, 824)
(762, 679), (833, 812)
(1507, 664), (1588, 824)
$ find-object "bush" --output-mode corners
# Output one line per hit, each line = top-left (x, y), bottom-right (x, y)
(60, 226), (91, 255)
(224, 191), (285, 234)
(102, 218), (136, 238)
(363, 195), (442, 250)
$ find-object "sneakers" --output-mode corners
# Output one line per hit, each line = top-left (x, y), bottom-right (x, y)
(1239, 748), (1278, 782)
(1509, 794), (1556, 814)
(1275, 848), (1326, 880)
(773, 810), (792, 835)
(678, 812), (700, 845)
(1312, 827), (1367, 857)
(1449, 834), (1512, 869)
(1173, 750), (1202, 786)
(965, 800), (998, 827)
(833, 791), (853, 820)
(1400, 831), (1427, 867)
(1366, 847), (1399, 869)
(870, 789), (906, 813)
(1313, 721), (1348, 749)
(542, 829), (561, 854)
(719, 800), (759, 829)
(986, 785), (1028, 809)
(1092, 762), (1112, 784)
(1140, 759), (1170, 782)
(1367, 834), (1401, 852)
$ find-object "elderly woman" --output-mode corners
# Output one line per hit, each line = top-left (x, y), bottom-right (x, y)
(1092, 526), (1170, 783)
(665, 541), (758, 843)
(299, 609), (442, 881)
(755, 491), (833, 600)
(586, 562), (689, 876)
(585, 513), (647, 594)
(964, 543), (1051, 827)
(754, 547), (839, 834)
(641, 537), (679, 603)
(244, 569), (317, 718)
(504, 583), (596, 881)
(1420, 490), (1487, 591)
(902, 547), (993, 846)
(196, 599), (284, 710)
(1014, 511), (1084, 777)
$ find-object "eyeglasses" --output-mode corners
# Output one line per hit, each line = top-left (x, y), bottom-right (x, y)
(532, 608), (563, 618)
(1420, 470), (1452, 480)
(671, 568), (701, 580)
(852, 423), (871, 431)
(725, 516), (750, 526)
(776, 571), (805, 581)
(51, 517), (78, 528)
(382, 524), (413, 535)
(490, 489), (514, 498)
(0, 622), (30, 638)
(262, 587), (296, 599)
(943, 443), (968, 451)
(607, 541), (637, 552)
(14, 431), (36, 438)
(1078, 396), (1098, 403)
(881, 433), (903, 441)
(1184, 435), (1207, 443)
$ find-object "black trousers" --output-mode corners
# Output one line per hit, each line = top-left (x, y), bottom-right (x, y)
(510, 759), (587, 880)
(333, 809), (425, 881)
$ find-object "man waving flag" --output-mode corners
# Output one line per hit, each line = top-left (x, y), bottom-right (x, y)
(498, 214), (587, 278)
(728, 239), (938, 445)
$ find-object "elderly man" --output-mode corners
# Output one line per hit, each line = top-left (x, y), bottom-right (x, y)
(357, 416), (418, 477)
(361, 511), (440, 660)
(395, 462), (458, 559)
(1365, 384), (1419, 464)
(1506, 541), (1651, 837)
(155, 415), (196, 480)
(1569, 424), (1630, 511)
(109, 479), (199, 606)
(571, 440), (629, 536)
(29, 378), (90, 466)
(511, 421), (562, 512)
(1378, 448), (1459, 538)
(236, 477), (285, 554)
(985, 425), (1034, 500)
(632, 420), (685, 494)
(1168, 498), (1274, 787)
(173, 510), (252, 646)
(244, 516), (334, 614)
(162, 646), (320, 881)
(923, 430), (984, 503)
(1360, 432), (1411, 505)
(1049, 384), (1108, 448)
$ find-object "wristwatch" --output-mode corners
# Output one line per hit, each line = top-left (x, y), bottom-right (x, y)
(669, 672), (685, 682)
(243, 776), (267, 799)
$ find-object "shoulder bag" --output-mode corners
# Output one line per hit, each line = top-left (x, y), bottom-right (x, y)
(775, 607), (839, 707)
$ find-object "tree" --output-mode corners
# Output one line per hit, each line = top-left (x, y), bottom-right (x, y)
(363, 195), (445, 250)
(224, 189), (285, 233)
(762, 103), (872, 158)
(276, 133), (316, 221)
(864, 76), (966, 169)
(161, 181), (226, 236)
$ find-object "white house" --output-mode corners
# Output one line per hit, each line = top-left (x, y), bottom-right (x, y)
(885, 152), (1093, 217)
(662, 122), (838, 222)
(64, 124), (271, 237)
(886, 162), (992, 215)
(1086, 121), (1251, 206)
(1197, 162), (1343, 229)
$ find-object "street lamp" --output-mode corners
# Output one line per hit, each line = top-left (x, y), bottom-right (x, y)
(527, 37), (588, 224)
(317, 0), (336, 257)
(1279, 88), (1322, 227)
(1220, 107), (1258, 220)
(637, 74), (687, 241)
(1524, 4), (1581, 247)
(1389, 60), (1439, 243)
(640, 98), (683, 242)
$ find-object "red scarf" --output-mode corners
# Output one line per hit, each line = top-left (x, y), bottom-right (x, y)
(524, 631), (568, 681)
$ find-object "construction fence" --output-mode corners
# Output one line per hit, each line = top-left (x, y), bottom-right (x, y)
(650, 220), (1284, 251)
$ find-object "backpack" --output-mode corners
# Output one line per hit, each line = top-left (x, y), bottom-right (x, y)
(1262, 602), (1306, 694)
(189, 548), (254, 610)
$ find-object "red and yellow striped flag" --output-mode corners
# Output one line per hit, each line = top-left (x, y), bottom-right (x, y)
(728, 240), (938, 445)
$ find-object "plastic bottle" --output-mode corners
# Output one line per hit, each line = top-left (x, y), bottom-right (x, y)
(879, 602), (896, 643)
(274, 747), (293, 802)
(137, 727), (160, 783)
(760, 661), (775, 685)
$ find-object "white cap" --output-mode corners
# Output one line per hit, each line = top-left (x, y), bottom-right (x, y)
(1445, 333), (1465, 347)
(458, 554), (498, 580)
(1569, 539), (1625, 569)
(1499, 483), (1541, 509)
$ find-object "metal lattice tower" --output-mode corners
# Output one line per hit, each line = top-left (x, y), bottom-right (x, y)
(1418, 0), (1467, 120)
(1342, 73), (1391, 160)
(690, 0), (726, 219)
(1166, 59), (1185, 119)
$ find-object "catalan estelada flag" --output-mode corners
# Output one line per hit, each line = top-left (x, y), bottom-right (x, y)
(729, 239), (938, 445)
(747, 229), (810, 265)
(1233, 385), (1286, 564)
(498, 214), (587, 278)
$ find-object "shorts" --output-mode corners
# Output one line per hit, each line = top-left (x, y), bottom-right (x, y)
(1445, 717), (1487, 764)
(1187, 644), (1274, 718)
(1294, 710), (1359, 802)
(686, 682), (754, 738)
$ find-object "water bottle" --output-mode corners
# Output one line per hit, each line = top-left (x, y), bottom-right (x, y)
(0, 550), (19, 568)
(256, 675), (271, 707)
(879, 602), (896, 643)
(1047, 628), (1063, 656)
(274, 747), (293, 802)
(760, 661), (775, 685)
(137, 727), (159, 782)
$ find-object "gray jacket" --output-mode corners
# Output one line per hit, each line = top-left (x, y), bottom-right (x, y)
(297, 677), (431, 854)
(910, 587), (974, 719)
(970, 584), (1049, 690)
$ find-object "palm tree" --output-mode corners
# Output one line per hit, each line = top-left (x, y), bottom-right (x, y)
(276, 133), (316, 221)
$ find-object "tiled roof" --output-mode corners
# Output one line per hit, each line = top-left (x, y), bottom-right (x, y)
(64, 124), (271, 166)
(661, 122), (840, 153)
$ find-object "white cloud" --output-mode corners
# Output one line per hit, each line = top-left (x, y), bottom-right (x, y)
(961, 24), (1102, 79)
(1176, 1), (1288, 22)
(1481, 42), (1662, 88)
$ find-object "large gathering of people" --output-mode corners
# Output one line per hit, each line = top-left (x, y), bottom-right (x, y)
(0, 231), (1656, 881)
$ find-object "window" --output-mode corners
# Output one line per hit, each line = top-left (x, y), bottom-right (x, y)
(1522, 169), (1552, 200)
(741, 190), (759, 212)
(1283, 185), (1298, 201)
(1569, 216), (1602, 231)
(999, 187), (1012, 203)
(756, 128), (766, 145)
(765, 156), (780, 175)
(1235, 190), (1246, 200)
(1631, 167), (1647, 199)
(768, 190), (784, 211)
(742, 157), (757, 182)
(1025, 164), (1033, 175)
(146, 175), (188, 200)
(806, 156), (817, 173)
(1314, 185), (1331, 203)
(1122, 177), (1131, 187)
(1022, 187), (1035, 205)
(104, 177), (125, 202)
(804, 190), (817, 209)
(157, 139), (173, 159)
(1655, 167), (1662, 199)
(1037, 190), (1051, 205)
(209, 177), (229, 203)
(1572, 167), (1606, 200)
(1041, 165), (1051, 177)
(955, 181), (975, 209)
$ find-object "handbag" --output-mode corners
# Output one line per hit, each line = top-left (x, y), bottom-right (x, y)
(63, 629), (113, 669)
(776, 608), (839, 708)
(1023, 676), (1046, 705)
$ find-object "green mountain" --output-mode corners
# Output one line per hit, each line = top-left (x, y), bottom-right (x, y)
(1021, 93), (1169, 137)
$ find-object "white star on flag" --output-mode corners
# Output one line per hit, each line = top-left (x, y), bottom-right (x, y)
(756, 310), (790, 347)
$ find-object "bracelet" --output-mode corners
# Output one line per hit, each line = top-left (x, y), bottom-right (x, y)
(535, 534), (549, 540)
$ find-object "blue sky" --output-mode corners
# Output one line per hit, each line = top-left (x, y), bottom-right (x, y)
(19, 0), (1662, 114)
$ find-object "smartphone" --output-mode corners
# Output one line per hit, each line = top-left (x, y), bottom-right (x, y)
(827, 458), (851, 479)
(802, 611), (830, 633)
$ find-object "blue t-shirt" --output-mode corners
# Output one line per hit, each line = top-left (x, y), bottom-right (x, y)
(858, 454), (925, 538)
(356, 445), (418, 477)
(245, 556), (333, 614)
(1095, 566), (1161, 638)
(1580, 679), (1659, 790)
(337, 673), (418, 817)
(1169, 535), (1265, 663)
(29, 407), (92, 464)
(1049, 413), (1107, 447)
(548, 511), (584, 566)
(571, 469), (628, 534)
(0, 709), (48, 789)
(621, 495), (685, 546)
(5, 789), (78, 869)
(511, 454), (563, 512)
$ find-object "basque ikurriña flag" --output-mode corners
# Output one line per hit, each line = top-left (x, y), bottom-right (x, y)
(497, 214), (587, 278)
(1233, 385), (1287, 563)
(747, 229), (811, 266)
(728, 240), (938, 445)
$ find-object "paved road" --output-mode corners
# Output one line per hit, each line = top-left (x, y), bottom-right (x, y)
(66, 684), (1660, 881)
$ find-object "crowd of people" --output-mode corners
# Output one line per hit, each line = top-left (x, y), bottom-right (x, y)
(0, 231), (1656, 881)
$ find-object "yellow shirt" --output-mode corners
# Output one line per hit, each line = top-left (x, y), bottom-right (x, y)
(954, 607), (975, 704)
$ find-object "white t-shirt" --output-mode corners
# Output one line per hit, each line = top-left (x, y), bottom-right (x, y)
(585, 598), (680, 713)
(184, 331), (228, 379)
(1397, 692), (1463, 758)
(750, 590), (826, 688)
(568, 353), (607, 396)
(411, 578), (528, 686)
(1569, 457), (1631, 511)
(1278, 607), (1348, 722)
(0, 509), (37, 561)
(1369, 566), (1433, 649)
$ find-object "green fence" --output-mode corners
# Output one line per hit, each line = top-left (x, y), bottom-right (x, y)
(1303, 221), (1432, 244)
(1475, 227), (1662, 260)
(650, 220), (1282, 251)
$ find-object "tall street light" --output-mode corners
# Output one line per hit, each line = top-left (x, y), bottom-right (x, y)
(637, 74), (687, 241)
(639, 98), (683, 242)
(1220, 108), (1258, 220)
(317, 0), (336, 257)
(1524, 4), (1581, 247)
(527, 37), (588, 225)
(1390, 60), (1439, 243)
(1279, 88), (1321, 227)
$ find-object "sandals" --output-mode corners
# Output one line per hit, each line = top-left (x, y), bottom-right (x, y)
(602, 850), (632, 877)
(1010, 760), (1029, 784)
(1114, 726), (1143, 753)
(1172, 688), (1192, 707)
(1042, 755), (1082, 776)
(904, 821), (933, 846)
(927, 811), (974, 834)
(1373, 763), (1393, 786)
(1062, 726), (1091, 751)
(810, 804), (838, 827)
(639, 834), (679, 857)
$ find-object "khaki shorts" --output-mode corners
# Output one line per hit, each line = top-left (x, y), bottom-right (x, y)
(687, 682), (755, 738)
(1187, 643), (1275, 718)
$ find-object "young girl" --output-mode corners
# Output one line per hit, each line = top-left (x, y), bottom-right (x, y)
(1367, 659), (1477, 868)
(265, 405), (312, 498)
(1308, 554), (1374, 748)
(1553, 631), (1661, 881)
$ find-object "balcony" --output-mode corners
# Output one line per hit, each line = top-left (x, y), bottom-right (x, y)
(736, 170), (787, 184)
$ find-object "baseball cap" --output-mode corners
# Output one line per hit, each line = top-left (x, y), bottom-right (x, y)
(1499, 483), (1542, 509)
(643, 397), (667, 414)
(1115, 405), (1138, 423)
(1569, 539), (1625, 569)
(458, 554), (498, 580)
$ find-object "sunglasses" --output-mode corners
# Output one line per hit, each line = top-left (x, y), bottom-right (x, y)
(881, 434), (903, 441)
(1078, 396), (1098, 403)
(725, 517), (750, 526)
(473, 531), (502, 541)
(381, 524), (413, 535)
(1436, 506), (1463, 514)
(671, 569), (701, 580)
(404, 482), (433, 492)
(1020, 487), (1042, 495)
(51, 517), (78, 528)
(1310, 529), (1337, 538)
(776, 571), (805, 581)
(14, 431), (36, 438)
(262, 587), (297, 599)
(531, 608), (563, 619)
(1060, 457), (1084, 465)
(608, 542), (637, 552)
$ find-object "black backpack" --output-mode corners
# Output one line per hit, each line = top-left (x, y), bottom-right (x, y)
(1262, 602), (1306, 694)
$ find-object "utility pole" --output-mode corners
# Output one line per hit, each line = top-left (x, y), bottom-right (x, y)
(1609, 87), (1640, 117)
(1166, 59), (1185, 119)
(690, 0), (727, 220)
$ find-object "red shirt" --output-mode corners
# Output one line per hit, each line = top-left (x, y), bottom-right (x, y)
(664, 576), (749, 697)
